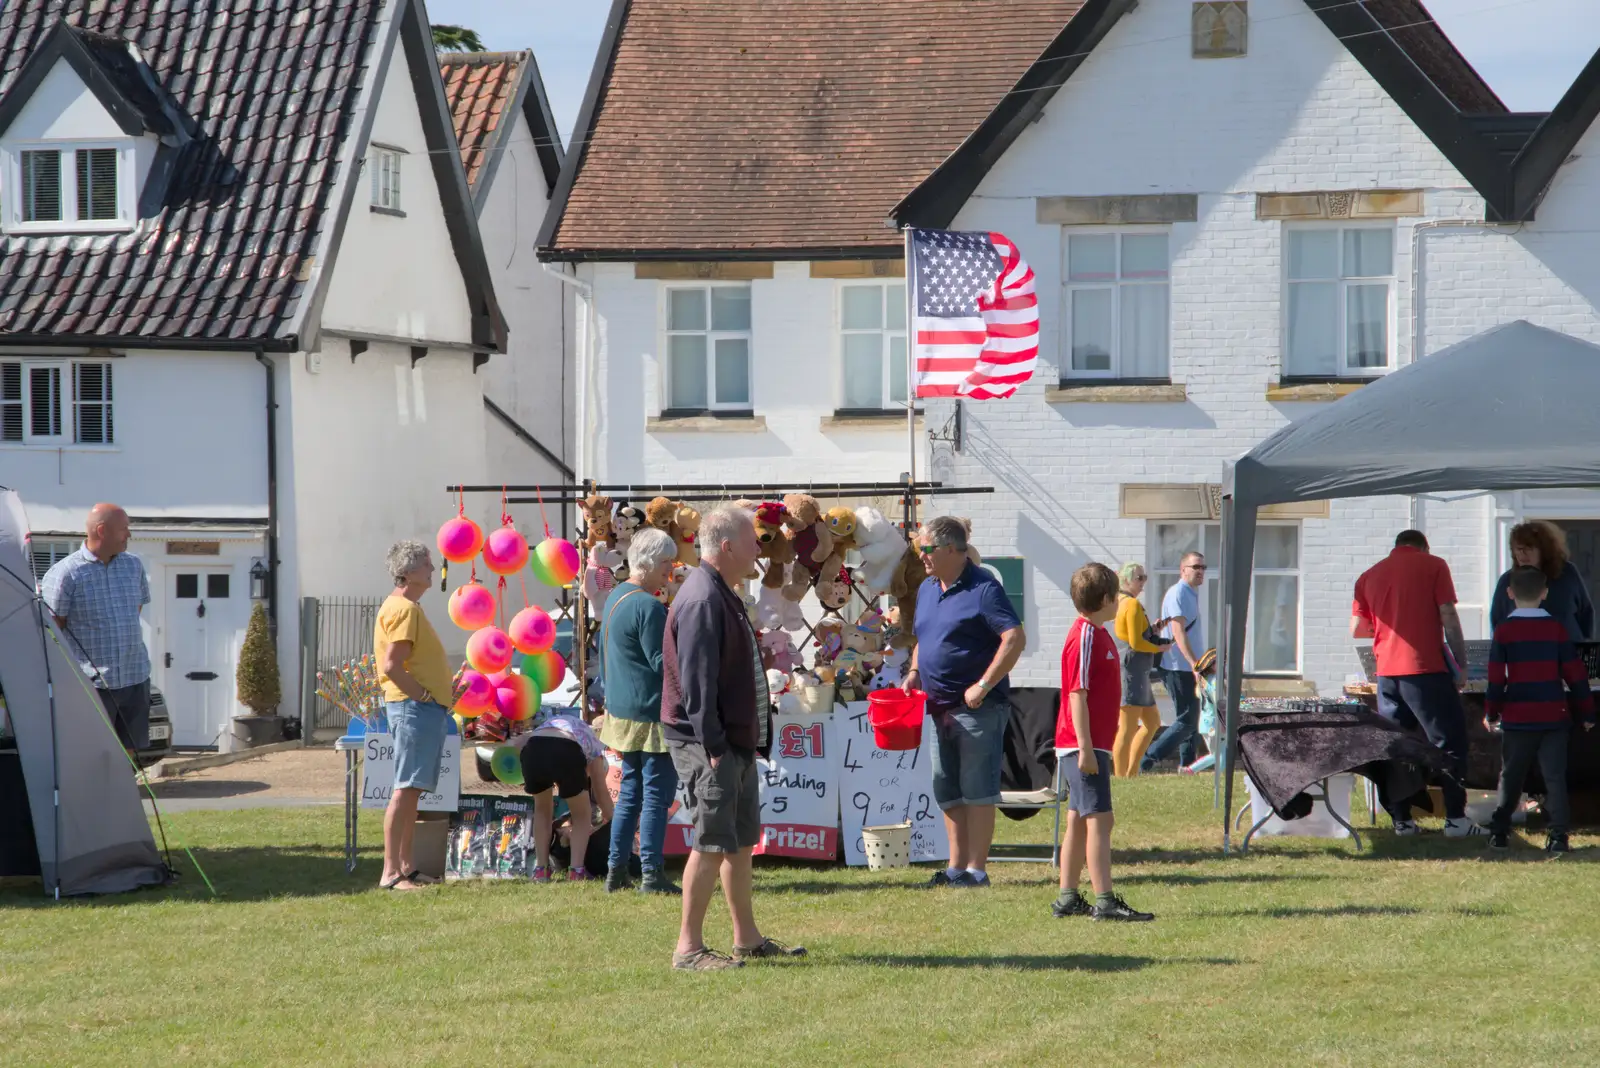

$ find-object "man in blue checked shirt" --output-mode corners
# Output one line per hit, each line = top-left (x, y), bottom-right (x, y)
(40, 503), (152, 755)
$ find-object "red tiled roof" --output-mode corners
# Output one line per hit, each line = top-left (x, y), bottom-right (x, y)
(545, 0), (1085, 258)
(439, 50), (528, 190)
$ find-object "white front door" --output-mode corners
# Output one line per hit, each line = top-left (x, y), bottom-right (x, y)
(164, 567), (237, 747)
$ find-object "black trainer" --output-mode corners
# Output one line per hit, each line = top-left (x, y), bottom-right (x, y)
(927, 869), (972, 888)
(1051, 891), (1093, 918)
(604, 868), (634, 893)
(640, 869), (682, 895)
(1487, 830), (1510, 851)
(1091, 893), (1155, 922)
(1546, 833), (1570, 856)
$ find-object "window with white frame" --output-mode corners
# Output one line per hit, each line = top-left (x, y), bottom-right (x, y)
(1064, 231), (1170, 379)
(839, 282), (907, 410)
(665, 285), (752, 411)
(1285, 225), (1394, 377)
(29, 539), (75, 582)
(1150, 521), (1300, 674)
(369, 146), (403, 212)
(1, 360), (115, 445)
(8, 143), (131, 230)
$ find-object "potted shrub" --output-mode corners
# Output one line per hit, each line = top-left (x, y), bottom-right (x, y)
(233, 602), (285, 747)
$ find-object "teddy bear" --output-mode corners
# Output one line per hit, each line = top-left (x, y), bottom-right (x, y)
(781, 493), (834, 596)
(752, 502), (795, 588)
(671, 504), (701, 567)
(759, 628), (799, 674)
(580, 493), (613, 550)
(644, 496), (678, 534)
(851, 506), (908, 597)
(656, 562), (688, 605)
(888, 543), (928, 650)
(842, 610), (886, 685)
(756, 582), (806, 632)
(581, 542), (623, 617)
(812, 613), (845, 668)
(612, 502), (643, 553)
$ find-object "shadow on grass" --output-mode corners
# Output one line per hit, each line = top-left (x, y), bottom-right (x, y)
(1210, 904), (1421, 919)
(147, 779), (272, 800)
(838, 952), (1240, 972)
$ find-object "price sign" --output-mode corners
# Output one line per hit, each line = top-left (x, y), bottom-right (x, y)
(836, 702), (947, 866)
(754, 713), (838, 859)
(360, 731), (460, 812)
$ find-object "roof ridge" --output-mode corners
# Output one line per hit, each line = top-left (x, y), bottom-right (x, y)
(437, 50), (530, 66)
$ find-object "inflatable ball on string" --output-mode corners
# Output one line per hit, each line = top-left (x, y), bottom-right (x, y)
(495, 672), (538, 722)
(518, 648), (567, 696)
(482, 525), (530, 576)
(465, 626), (514, 675)
(508, 605), (556, 655)
(447, 581), (496, 632)
(530, 537), (581, 588)
(452, 668), (494, 717)
(489, 743), (524, 786)
(437, 515), (485, 563)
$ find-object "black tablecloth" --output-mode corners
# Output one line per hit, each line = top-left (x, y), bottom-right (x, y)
(0, 750), (40, 877)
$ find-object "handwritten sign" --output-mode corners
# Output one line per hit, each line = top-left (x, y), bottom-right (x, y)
(754, 713), (839, 859)
(836, 702), (947, 866)
(360, 731), (460, 812)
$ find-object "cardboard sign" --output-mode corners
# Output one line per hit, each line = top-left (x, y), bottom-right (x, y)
(360, 731), (460, 812)
(836, 702), (948, 866)
(754, 713), (839, 859)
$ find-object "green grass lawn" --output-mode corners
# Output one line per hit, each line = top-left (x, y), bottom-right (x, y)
(3, 776), (1598, 1067)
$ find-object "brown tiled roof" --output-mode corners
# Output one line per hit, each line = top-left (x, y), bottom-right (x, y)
(543, 0), (1085, 258)
(439, 51), (527, 191)
(0, 0), (387, 344)
(1366, 0), (1506, 113)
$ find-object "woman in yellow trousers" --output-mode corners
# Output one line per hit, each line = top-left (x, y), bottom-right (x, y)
(1111, 563), (1172, 777)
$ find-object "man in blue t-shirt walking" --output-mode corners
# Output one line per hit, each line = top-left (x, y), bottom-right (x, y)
(1141, 551), (1205, 771)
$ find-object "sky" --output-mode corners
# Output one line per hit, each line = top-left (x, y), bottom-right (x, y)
(427, 0), (1600, 144)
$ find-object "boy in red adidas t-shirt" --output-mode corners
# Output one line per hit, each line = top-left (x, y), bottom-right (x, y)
(1054, 563), (1153, 922)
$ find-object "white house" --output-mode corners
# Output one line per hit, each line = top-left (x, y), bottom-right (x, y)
(439, 49), (575, 548)
(0, 0), (506, 746)
(540, 0), (1600, 699)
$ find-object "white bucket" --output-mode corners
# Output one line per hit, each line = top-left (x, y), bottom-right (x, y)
(795, 684), (835, 716)
(861, 822), (911, 871)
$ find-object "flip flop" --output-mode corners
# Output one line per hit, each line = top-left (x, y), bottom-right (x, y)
(380, 875), (404, 890)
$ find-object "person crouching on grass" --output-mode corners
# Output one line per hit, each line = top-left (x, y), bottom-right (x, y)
(1053, 563), (1153, 922)
(1485, 566), (1595, 855)
(521, 710), (615, 882)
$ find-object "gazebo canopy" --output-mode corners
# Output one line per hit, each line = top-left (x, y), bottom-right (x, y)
(1219, 321), (1600, 847)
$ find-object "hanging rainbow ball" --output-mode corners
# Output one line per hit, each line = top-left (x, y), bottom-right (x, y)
(489, 744), (524, 786)
(447, 582), (497, 632)
(530, 537), (581, 587)
(494, 672), (539, 722)
(518, 649), (567, 695)
(452, 669), (494, 717)
(437, 515), (485, 563)
(465, 626), (514, 675)
(482, 525), (531, 576)
(508, 606), (556, 655)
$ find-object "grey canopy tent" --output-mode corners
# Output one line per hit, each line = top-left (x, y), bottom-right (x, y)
(1219, 320), (1600, 849)
(0, 487), (166, 896)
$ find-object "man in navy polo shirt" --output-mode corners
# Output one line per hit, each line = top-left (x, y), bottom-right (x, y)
(902, 516), (1026, 887)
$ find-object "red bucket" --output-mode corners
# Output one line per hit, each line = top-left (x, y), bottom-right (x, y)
(868, 688), (927, 751)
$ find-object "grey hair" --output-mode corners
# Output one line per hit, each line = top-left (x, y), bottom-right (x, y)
(923, 516), (968, 553)
(699, 505), (754, 559)
(385, 539), (431, 585)
(627, 526), (677, 573)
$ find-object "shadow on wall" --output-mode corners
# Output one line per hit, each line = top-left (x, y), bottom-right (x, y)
(649, 428), (795, 463)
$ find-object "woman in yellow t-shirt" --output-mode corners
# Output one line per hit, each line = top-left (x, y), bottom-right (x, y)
(1111, 563), (1172, 778)
(373, 539), (455, 891)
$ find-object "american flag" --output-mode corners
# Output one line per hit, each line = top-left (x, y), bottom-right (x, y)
(908, 228), (1039, 400)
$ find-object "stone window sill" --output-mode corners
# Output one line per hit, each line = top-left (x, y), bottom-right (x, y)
(1266, 379), (1375, 401)
(1046, 381), (1187, 403)
(821, 409), (923, 430)
(1156, 676), (1313, 698)
(647, 411), (767, 433)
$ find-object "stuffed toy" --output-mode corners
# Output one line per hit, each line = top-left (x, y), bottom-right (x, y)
(781, 493), (834, 597)
(765, 668), (790, 707)
(671, 505), (702, 567)
(752, 502), (795, 588)
(656, 562), (688, 605)
(756, 583), (806, 632)
(644, 496), (678, 534)
(738, 584), (759, 627)
(957, 517), (982, 567)
(760, 629), (799, 674)
(815, 565), (853, 611)
(869, 645), (909, 691)
(581, 542), (622, 617)
(580, 493), (613, 550)
(823, 506), (858, 560)
(612, 502), (644, 552)
(889, 543), (928, 650)
(812, 613), (845, 668)
(852, 506), (908, 597)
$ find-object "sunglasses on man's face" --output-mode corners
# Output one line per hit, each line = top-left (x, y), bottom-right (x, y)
(918, 544), (938, 555)
(1186, 564), (1207, 572)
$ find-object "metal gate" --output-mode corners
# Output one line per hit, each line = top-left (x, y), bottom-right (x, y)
(299, 596), (383, 735)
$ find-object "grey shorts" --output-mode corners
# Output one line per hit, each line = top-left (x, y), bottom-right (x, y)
(1059, 748), (1114, 816)
(668, 741), (759, 854)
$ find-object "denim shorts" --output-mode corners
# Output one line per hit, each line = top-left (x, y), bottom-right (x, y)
(929, 696), (1011, 811)
(386, 699), (449, 792)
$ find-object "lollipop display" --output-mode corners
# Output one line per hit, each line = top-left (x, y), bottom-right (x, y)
(530, 537), (580, 587)
(465, 626), (514, 675)
(489, 744), (524, 786)
(494, 672), (538, 722)
(447, 582), (496, 632)
(437, 515), (485, 563)
(315, 656), (383, 727)
(518, 648), (567, 696)
(508, 605), (556, 654)
(483, 525), (530, 576)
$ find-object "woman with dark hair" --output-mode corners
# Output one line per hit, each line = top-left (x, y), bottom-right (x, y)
(1489, 521), (1594, 641)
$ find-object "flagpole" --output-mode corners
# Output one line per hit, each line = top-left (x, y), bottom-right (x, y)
(904, 225), (917, 530)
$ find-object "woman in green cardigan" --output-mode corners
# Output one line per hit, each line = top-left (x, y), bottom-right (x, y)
(601, 526), (681, 894)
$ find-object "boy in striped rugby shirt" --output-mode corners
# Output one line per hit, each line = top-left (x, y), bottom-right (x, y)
(1485, 566), (1596, 855)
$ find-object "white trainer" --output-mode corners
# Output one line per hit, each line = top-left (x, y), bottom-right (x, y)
(1444, 817), (1485, 838)
(1392, 819), (1421, 836)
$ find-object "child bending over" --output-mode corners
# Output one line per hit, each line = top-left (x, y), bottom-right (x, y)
(520, 711), (616, 881)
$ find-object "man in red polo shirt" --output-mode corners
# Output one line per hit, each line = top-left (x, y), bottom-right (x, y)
(1352, 529), (1480, 837)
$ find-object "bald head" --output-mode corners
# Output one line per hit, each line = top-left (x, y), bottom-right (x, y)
(86, 503), (130, 561)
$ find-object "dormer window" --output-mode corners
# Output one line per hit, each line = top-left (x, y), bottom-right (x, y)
(369, 144), (405, 215)
(13, 143), (129, 228)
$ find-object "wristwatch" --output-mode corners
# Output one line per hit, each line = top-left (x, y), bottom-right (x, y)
(977, 679), (993, 693)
